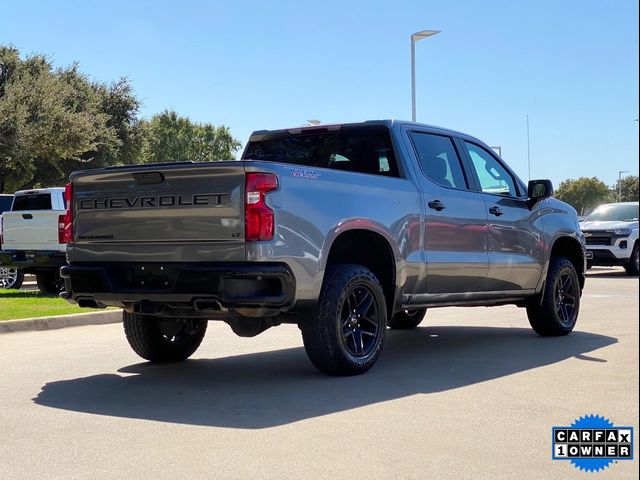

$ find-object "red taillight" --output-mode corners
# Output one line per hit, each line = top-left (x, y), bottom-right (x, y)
(58, 183), (73, 244)
(245, 173), (278, 241)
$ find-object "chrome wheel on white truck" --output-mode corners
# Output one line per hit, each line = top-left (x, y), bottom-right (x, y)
(0, 267), (24, 289)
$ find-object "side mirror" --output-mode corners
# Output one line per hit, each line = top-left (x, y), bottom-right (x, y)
(528, 179), (554, 201)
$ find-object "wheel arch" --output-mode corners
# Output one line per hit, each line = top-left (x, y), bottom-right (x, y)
(320, 224), (399, 317)
(545, 235), (586, 291)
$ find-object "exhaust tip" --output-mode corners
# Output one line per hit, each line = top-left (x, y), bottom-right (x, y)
(193, 299), (224, 312)
(77, 298), (101, 309)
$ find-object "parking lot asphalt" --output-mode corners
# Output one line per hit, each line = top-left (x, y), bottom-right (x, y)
(0, 268), (637, 480)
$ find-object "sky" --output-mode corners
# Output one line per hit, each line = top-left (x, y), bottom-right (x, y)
(1, 0), (638, 187)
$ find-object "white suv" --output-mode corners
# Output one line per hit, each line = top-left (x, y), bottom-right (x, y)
(580, 202), (639, 276)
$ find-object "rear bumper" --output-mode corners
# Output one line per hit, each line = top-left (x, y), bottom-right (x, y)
(60, 262), (296, 317)
(0, 250), (67, 271)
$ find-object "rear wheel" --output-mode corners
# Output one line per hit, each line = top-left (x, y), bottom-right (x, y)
(36, 271), (63, 294)
(527, 256), (580, 336)
(123, 312), (208, 362)
(0, 267), (24, 289)
(388, 308), (426, 330)
(301, 264), (387, 376)
(624, 242), (639, 276)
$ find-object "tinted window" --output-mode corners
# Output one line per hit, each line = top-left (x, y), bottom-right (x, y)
(243, 125), (399, 177)
(11, 193), (52, 211)
(465, 142), (517, 197)
(0, 196), (13, 214)
(409, 132), (467, 189)
(586, 204), (639, 222)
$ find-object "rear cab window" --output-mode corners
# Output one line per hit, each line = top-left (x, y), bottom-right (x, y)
(11, 193), (53, 211)
(242, 125), (400, 177)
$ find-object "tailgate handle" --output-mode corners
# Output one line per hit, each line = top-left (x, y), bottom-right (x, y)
(133, 172), (164, 185)
(22, 213), (33, 220)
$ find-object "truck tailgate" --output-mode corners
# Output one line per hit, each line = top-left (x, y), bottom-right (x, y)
(2, 211), (65, 251)
(71, 162), (246, 263)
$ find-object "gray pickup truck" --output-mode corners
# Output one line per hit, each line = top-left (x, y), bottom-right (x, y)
(61, 120), (586, 375)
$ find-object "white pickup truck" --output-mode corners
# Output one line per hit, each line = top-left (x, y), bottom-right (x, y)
(0, 187), (69, 293)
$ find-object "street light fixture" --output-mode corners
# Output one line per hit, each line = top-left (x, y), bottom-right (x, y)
(411, 30), (440, 122)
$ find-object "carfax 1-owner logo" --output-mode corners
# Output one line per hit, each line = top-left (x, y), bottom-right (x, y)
(552, 415), (634, 472)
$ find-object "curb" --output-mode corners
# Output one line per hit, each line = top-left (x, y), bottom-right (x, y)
(0, 310), (122, 334)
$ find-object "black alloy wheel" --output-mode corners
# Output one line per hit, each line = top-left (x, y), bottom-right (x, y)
(527, 256), (581, 336)
(340, 283), (383, 357)
(301, 264), (387, 375)
(554, 271), (578, 327)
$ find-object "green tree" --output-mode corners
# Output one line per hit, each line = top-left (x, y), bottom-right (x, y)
(140, 110), (241, 164)
(617, 175), (639, 202)
(0, 46), (141, 192)
(555, 177), (612, 215)
(1, 45), (241, 193)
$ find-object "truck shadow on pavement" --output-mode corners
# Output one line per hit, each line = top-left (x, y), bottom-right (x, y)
(34, 326), (616, 429)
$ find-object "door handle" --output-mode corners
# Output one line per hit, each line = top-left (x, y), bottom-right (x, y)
(428, 200), (446, 211)
(22, 213), (33, 220)
(489, 206), (503, 217)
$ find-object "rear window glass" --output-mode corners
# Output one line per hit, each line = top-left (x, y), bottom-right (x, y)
(243, 125), (400, 177)
(0, 196), (13, 214)
(11, 193), (52, 211)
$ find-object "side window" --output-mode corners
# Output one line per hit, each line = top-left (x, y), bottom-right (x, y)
(464, 142), (517, 197)
(409, 132), (467, 189)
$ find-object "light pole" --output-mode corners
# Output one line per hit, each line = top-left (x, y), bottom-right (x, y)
(526, 114), (531, 181)
(411, 30), (440, 122)
(618, 170), (630, 202)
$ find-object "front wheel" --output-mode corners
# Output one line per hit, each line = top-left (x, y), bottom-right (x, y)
(527, 256), (581, 336)
(388, 308), (426, 330)
(301, 264), (387, 376)
(123, 312), (208, 362)
(624, 242), (639, 276)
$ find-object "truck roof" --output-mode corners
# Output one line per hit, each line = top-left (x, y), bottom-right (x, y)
(248, 119), (483, 144)
(14, 187), (65, 196)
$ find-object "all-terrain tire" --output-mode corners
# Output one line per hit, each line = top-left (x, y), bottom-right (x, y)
(123, 311), (207, 362)
(527, 256), (581, 336)
(624, 242), (639, 276)
(301, 264), (387, 376)
(36, 271), (63, 294)
(388, 308), (426, 330)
